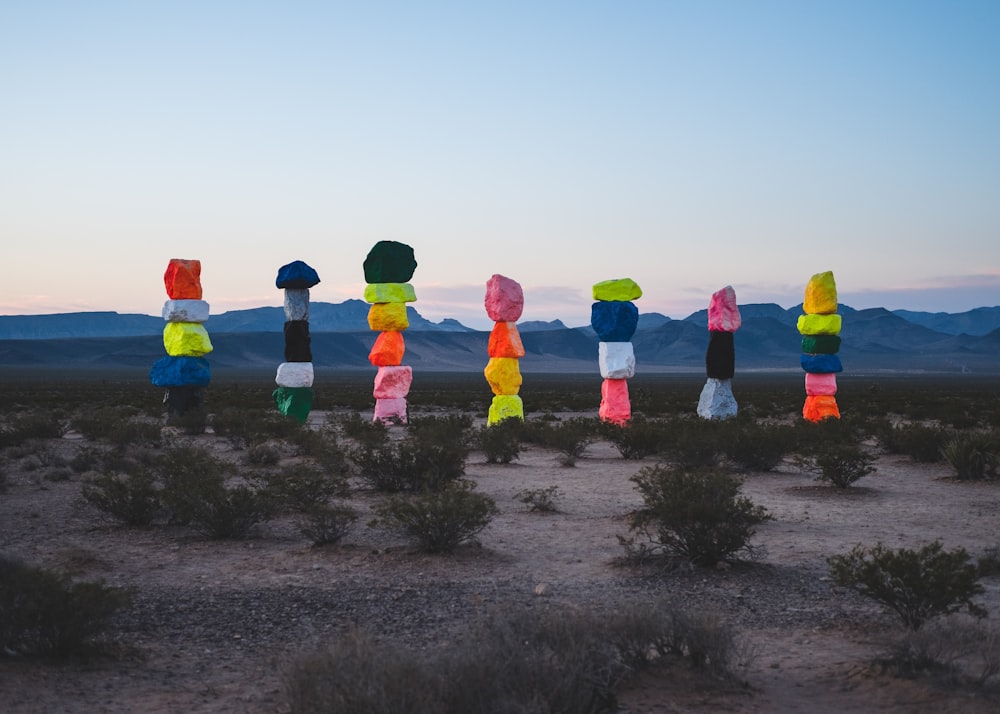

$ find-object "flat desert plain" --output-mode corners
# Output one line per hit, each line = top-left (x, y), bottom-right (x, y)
(2, 386), (1000, 713)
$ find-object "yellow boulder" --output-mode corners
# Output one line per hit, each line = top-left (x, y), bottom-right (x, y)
(484, 357), (522, 395)
(163, 322), (213, 357)
(804, 271), (838, 314)
(367, 302), (409, 331)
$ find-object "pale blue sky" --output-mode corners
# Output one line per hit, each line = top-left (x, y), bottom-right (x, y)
(2, 1), (998, 329)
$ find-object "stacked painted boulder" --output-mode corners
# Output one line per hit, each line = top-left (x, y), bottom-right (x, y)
(151, 259), (212, 417)
(798, 271), (842, 422)
(273, 260), (320, 423)
(484, 274), (526, 425)
(592, 278), (641, 425)
(697, 285), (741, 420)
(364, 241), (417, 424)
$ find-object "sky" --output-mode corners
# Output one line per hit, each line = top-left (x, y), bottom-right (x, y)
(1, 1), (998, 330)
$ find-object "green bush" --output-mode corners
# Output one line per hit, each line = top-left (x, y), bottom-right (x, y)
(809, 444), (877, 488)
(724, 419), (793, 472)
(186, 482), (275, 540)
(82, 470), (161, 526)
(878, 422), (949, 463)
(602, 417), (665, 460)
(375, 480), (499, 553)
(0, 413), (64, 447)
(941, 431), (998, 480)
(337, 413), (389, 448)
(156, 445), (229, 524)
(351, 437), (468, 493)
(296, 503), (359, 546)
(263, 463), (350, 512)
(623, 465), (771, 566)
(246, 442), (283, 466)
(829, 541), (987, 630)
(0, 555), (130, 657)
(527, 417), (597, 467)
(476, 418), (523, 464)
(664, 420), (724, 469)
(514, 485), (563, 513)
(71, 408), (161, 448)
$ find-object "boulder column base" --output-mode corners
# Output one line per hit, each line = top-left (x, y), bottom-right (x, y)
(697, 378), (738, 420)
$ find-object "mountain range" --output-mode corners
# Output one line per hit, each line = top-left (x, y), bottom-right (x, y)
(1, 301), (998, 374)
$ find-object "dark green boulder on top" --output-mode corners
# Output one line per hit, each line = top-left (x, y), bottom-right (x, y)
(801, 334), (841, 355)
(363, 241), (417, 283)
(273, 386), (313, 422)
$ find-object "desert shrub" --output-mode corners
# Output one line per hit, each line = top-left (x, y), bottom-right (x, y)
(285, 600), (747, 714)
(807, 443), (877, 488)
(69, 446), (104, 474)
(602, 417), (665, 460)
(941, 431), (999, 481)
(156, 445), (230, 524)
(337, 412), (389, 448)
(514, 485), (563, 513)
(296, 503), (359, 546)
(351, 436), (468, 493)
(0, 555), (130, 658)
(82, 470), (161, 526)
(211, 407), (302, 448)
(262, 463), (350, 512)
(72, 408), (161, 448)
(408, 414), (474, 445)
(977, 545), (1000, 577)
(623, 465), (771, 566)
(375, 480), (498, 553)
(476, 418), (523, 464)
(724, 419), (793, 472)
(878, 422), (949, 463)
(664, 420), (724, 469)
(528, 417), (596, 466)
(287, 426), (349, 474)
(246, 442), (283, 466)
(828, 541), (987, 630)
(185, 482), (275, 540)
(0, 413), (64, 445)
(876, 617), (1000, 685)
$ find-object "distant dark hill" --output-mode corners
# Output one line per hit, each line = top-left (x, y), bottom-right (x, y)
(2, 301), (1000, 374)
(892, 307), (1000, 336)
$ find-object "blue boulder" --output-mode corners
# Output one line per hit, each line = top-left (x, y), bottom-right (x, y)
(276, 260), (321, 289)
(800, 353), (843, 374)
(591, 301), (639, 342)
(150, 356), (211, 387)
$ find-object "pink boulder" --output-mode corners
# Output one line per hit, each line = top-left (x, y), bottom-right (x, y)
(805, 372), (837, 396)
(374, 397), (408, 424)
(707, 286), (741, 332)
(599, 378), (631, 425)
(373, 365), (413, 399)
(485, 274), (524, 322)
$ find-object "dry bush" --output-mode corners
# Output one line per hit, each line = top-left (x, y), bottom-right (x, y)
(296, 503), (359, 546)
(941, 431), (999, 481)
(0, 555), (130, 658)
(375, 480), (498, 553)
(623, 465), (771, 566)
(514, 485), (562, 513)
(285, 600), (750, 714)
(829, 541), (986, 630)
(82, 470), (161, 527)
(476, 417), (523, 464)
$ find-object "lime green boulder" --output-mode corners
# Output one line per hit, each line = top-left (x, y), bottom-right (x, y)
(797, 313), (842, 336)
(488, 395), (524, 425)
(363, 282), (417, 304)
(592, 278), (642, 302)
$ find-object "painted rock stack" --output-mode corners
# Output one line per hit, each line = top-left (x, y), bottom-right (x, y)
(697, 286), (742, 420)
(273, 260), (320, 423)
(592, 278), (642, 425)
(484, 274), (526, 425)
(151, 259), (213, 418)
(364, 241), (417, 424)
(798, 270), (842, 422)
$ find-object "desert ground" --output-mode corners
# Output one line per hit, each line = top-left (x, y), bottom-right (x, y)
(2, 373), (999, 713)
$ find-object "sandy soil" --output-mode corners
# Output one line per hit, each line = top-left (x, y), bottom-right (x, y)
(2, 413), (999, 713)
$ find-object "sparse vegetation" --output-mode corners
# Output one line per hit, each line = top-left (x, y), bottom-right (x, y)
(375, 480), (499, 553)
(296, 503), (359, 546)
(476, 417), (523, 464)
(829, 541), (987, 630)
(806, 443), (878, 488)
(82, 469), (161, 526)
(623, 465), (771, 566)
(0, 555), (130, 658)
(514, 485), (563, 513)
(941, 431), (999, 480)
